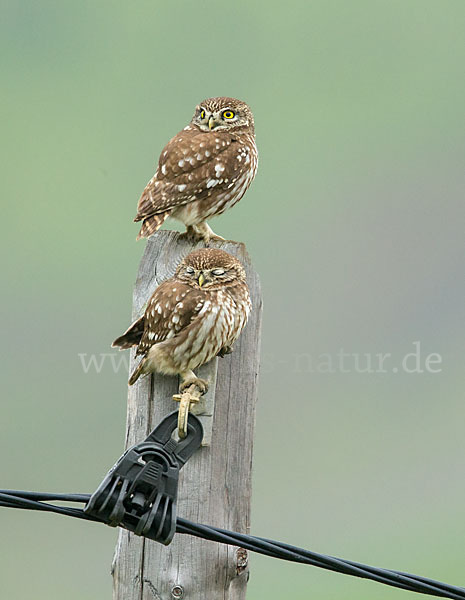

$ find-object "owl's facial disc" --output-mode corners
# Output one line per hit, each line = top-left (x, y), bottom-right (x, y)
(194, 269), (222, 288)
(194, 106), (244, 132)
(178, 248), (246, 288)
(182, 265), (236, 288)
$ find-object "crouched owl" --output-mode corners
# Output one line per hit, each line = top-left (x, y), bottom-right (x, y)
(113, 248), (251, 391)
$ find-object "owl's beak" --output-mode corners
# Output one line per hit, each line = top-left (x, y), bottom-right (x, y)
(208, 116), (215, 130)
(198, 273), (206, 287)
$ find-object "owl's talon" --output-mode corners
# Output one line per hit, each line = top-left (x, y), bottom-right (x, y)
(180, 376), (208, 395)
(206, 234), (225, 243)
(180, 223), (225, 244)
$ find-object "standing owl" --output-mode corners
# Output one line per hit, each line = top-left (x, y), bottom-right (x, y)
(112, 248), (251, 391)
(135, 97), (258, 242)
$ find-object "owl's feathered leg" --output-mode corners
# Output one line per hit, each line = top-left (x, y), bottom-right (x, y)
(180, 222), (224, 243)
(179, 370), (208, 394)
(195, 222), (225, 242)
(178, 226), (199, 241)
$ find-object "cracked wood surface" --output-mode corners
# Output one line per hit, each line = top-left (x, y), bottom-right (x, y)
(112, 231), (262, 600)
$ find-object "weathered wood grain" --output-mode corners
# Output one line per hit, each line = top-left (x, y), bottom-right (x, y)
(112, 231), (262, 600)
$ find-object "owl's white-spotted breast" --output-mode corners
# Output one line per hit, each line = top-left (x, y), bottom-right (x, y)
(135, 97), (258, 242)
(112, 248), (251, 391)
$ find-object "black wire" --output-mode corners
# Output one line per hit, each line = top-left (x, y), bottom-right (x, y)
(0, 490), (91, 503)
(176, 519), (464, 599)
(1, 489), (464, 599)
(0, 492), (99, 522)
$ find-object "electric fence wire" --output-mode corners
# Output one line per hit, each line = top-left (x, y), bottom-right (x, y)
(1, 489), (464, 599)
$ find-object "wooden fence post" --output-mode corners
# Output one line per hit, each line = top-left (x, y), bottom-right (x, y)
(112, 230), (262, 600)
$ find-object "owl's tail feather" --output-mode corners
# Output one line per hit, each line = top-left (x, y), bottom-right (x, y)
(128, 359), (146, 386)
(136, 211), (170, 240)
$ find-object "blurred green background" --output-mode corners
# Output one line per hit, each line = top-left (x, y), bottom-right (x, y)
(1, 1), (464, 598)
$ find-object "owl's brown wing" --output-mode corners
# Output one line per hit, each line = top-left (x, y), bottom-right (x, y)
(112, 315), (145, 349)
(135, 128), (247, 221)
(135, 280), (204, 357)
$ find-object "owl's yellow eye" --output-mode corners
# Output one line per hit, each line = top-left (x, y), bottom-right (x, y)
(200, 109), (206, 119)
(222, 110), (235, 119)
